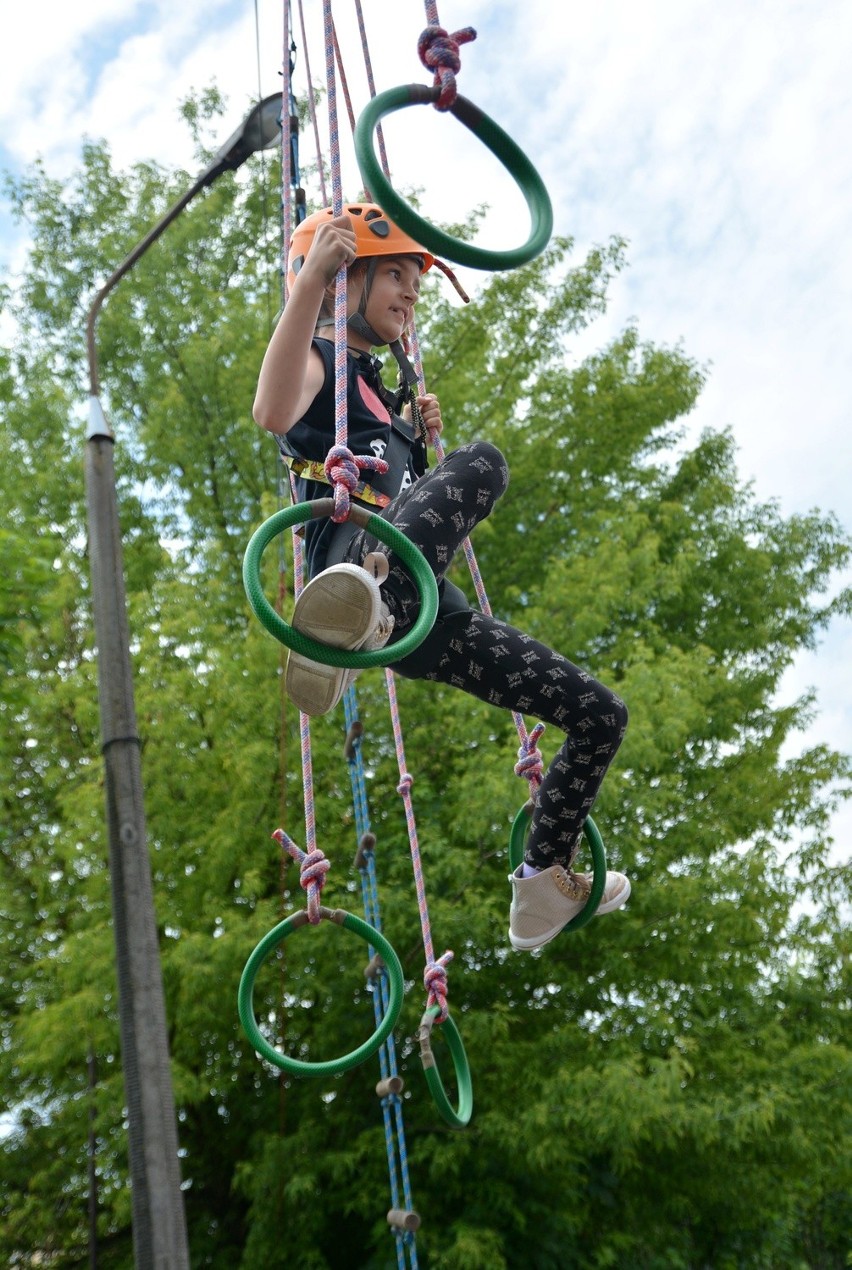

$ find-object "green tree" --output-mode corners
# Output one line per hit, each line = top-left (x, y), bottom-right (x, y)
(1, 106), (849, 1268)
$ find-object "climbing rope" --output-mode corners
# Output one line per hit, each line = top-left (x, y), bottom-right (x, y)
(343, 691), (421, 1266)
(322, 0), (359, 524)
(296, 0), (328, 207)
(384, 671), (452, 1021)
(384, 669), (473, 1127)
(404, 326), (606, 905)
(403, 323), (547, 805)
(353, 0), (391, 180)
(240, 11), (404, 1082)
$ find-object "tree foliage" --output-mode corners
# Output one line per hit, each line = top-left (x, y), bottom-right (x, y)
(1, 105), (849, 1268)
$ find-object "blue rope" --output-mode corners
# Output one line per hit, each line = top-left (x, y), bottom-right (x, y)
(343, 686), (419, 1269)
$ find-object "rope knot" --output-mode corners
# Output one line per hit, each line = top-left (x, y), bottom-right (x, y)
(514, 721), (546, 793)
(299, 847), (330, 890)
(272, 830), (330, 925)
(324, 445), (389, 522)
(424, 950), (453, 1021)
(298, 848), (330, 924)
(417, 25), (477, 110)
(396, 771), (414, 796)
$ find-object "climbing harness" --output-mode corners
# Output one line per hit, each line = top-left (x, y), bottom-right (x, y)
(278, 454), (392, 507)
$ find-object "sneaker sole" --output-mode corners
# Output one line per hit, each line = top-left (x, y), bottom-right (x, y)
(508, 924), (567, 952)
(291, 566), (381, 646)
(508, 875), (631, 951)
(286, 567), (380, 716)
(285, 653), (357, 716)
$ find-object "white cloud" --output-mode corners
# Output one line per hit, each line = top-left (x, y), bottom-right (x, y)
(0, 0), (143, 117)
(1, 0), (261, 175)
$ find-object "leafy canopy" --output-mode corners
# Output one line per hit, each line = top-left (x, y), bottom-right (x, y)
(0, 94), (849, 1268)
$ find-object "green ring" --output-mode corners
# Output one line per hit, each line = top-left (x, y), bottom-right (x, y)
(418, 1005), (473, 1128)
(509, 805), (608, 933)
(238, 909), (404, 1077)
(243, 498), (439, 667)
(355, 84), (553, 271)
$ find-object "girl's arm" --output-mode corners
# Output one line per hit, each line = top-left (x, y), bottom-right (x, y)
(253, 215), (356, 435)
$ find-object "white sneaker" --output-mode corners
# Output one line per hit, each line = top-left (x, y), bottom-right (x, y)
(285, 564), (394, 716)
(508, 864), (631, 951)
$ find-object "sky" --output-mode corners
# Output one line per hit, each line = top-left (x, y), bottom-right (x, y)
(1, 0), (850, 858)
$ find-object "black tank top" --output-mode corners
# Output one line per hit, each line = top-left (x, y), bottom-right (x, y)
(280, 339), (427, 577)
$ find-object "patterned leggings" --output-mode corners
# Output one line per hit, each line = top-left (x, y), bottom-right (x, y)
(345, 441), (628, 870)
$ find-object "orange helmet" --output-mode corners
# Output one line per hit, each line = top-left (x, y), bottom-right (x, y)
(287, 202), (434, 295)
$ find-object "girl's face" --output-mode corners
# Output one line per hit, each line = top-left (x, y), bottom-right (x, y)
(348, 255), (422, 349)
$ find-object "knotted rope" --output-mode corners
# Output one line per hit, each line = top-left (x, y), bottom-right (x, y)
(417, 23), (477, 111)
(514, 720), (546, 798)
(272, 828), (330, 925)
(423, 951), (453, 1021)
(323, 443), (389, 521)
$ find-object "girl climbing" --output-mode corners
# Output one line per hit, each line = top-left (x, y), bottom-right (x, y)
(252, 202), (631, 951)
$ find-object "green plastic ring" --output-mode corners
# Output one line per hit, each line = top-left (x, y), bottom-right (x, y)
(355, 84), (553, 271)
(417, 1005), (473, 1128)
(243, 498), (439, 668)
(238, 907), (404, 1077)
(509, 805), (608, 933)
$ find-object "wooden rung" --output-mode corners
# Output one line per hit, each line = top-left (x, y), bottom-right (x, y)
(363, 952), (385, 980)
(387, 1208), (421, 1233)
(376, 1076), (404, 1098)
(353, 830), (377, 870)
(343, 720), (364, 760)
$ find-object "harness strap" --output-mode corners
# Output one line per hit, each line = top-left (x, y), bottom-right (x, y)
(279, 453), (392, 508)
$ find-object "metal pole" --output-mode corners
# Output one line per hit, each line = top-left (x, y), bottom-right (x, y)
(83, 93), (282, 1267)
(84, 421), (190, 1268)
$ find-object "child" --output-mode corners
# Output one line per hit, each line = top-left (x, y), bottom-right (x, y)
(253, 203), (631, 951)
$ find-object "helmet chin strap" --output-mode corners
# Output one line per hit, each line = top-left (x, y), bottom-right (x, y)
(346, 311), (385, 346)
(349, 256), (382, 346)
(318, 256), (421, 393)
(317, 257), (385, 345)
(345, 317), (420, 397)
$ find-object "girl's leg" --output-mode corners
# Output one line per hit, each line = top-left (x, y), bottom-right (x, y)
(348, 438), (627, 862)
(423, 609), (628, 869)
(346, 441), (510, 629)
